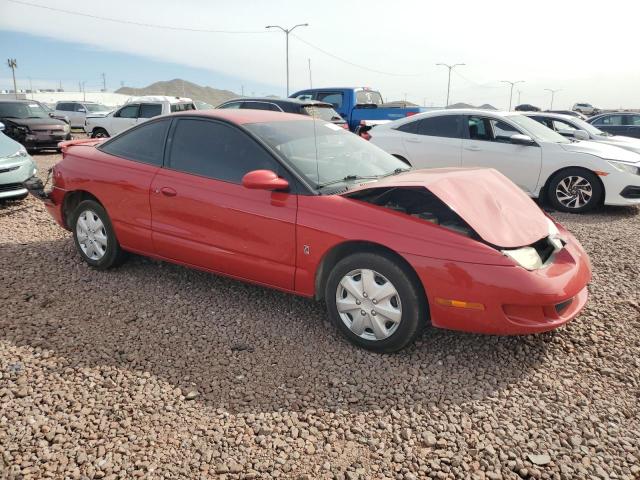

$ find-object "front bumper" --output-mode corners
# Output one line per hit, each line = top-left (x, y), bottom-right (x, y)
(602, 170), (640, 206)
(23, 131), (72, 150)
(405, 234), (592, 335)
(0, 157), (37, 199)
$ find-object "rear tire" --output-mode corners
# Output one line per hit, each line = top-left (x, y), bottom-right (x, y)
(71, 199), (126, 269)
(547, 168), (602, 213)
(325, 252), (426, 353)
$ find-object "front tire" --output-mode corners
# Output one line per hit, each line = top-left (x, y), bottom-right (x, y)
(325, 252), (426, 353)
(71, 200), (126, 269)
(91, 128), (109, 139)
(547, 168), (602, 213)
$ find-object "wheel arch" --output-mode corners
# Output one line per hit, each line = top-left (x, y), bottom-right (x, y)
(540, 165), (606, 207)
(62, 190), (104, 229)
(314, 240), (427, 306)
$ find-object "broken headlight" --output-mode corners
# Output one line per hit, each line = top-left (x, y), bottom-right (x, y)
(502, 247), (543, 270)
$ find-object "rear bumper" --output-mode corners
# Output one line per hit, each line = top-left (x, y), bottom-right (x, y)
(405, 235), (592, 335)
(24, 176), (67, 227)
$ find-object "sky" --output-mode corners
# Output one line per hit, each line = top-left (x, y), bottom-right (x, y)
(0, 0), (639, 110)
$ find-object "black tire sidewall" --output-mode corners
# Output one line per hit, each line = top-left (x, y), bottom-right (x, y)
(547, 168), (602, 213)
(71, 200), (122, 269)
(325, 252), (425, 353)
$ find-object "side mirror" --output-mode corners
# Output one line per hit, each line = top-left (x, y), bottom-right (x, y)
(242, 170), (289, 191)
(77, 108), (86, 113)
(0, 122), (4, 131)
(572, 129), (590, 141)
(48, 112), (55, 117)
(510, 134), (536, 146)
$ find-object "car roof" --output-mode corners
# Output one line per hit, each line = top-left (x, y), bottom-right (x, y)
(220, 97), (333, 108)
(170, 109), (314, 125)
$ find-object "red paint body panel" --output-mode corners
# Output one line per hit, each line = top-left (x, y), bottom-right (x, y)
(149, 168), (297, 290)
(42, 111), (592, 336)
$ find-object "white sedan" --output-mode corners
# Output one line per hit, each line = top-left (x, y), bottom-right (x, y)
(369, 109), (640, 213)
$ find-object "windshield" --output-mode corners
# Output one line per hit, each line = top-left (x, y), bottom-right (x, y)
(302, 105), (343, 122)
(507, 114), (570, 143)
(85, 103), (110, 112)
(245, 120), (408, 189)
(564, 117), (606, 136)
(0, 102), (49, 119)
(356, 90), (384, 105)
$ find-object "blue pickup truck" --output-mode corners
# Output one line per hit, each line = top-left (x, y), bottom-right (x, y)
(290, 87), (427, 132)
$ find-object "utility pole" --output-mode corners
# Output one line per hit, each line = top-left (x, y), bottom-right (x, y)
(78, 80), (82, 93)
(500, 80), (525, 110)
(265, 23), (309, 96)
(82, 81), (86, 101)
(241, 85), (244, 96)
(435, 63), (465, 107)
(101, 72), (106, 92)
(308, 58), (312, 89)
(7, 59), (18, 99)
(544, 88), (561, 109)
(28, 77), (33, 99)
(59, 80), (63, 91)
(517, 90), (522, 105)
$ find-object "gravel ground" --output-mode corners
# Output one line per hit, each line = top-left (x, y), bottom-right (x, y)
(1, 151), (639, 480)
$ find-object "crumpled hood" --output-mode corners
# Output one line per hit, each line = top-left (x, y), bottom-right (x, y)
(560, 140), (640, 164)
(3, 117), (68, 129)
(344, 167), (552, 248)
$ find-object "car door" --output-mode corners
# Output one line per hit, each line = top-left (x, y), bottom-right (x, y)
(624, 115), (640, 139)
(461, 115), (542, 194)
(109, 104), (139, 135)
(399, 114), (463, 168)
(89, 118), (170, 252)
(592, 114), (626, 136)
(150, 117), (298, 290)
(71, 103), (87, 128)
(137, 103), (163, 125)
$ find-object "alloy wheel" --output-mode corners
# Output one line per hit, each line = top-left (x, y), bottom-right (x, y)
(76, 210), (108, 260)
(555, 175), (593, 209)
(335, 268), (402, 341)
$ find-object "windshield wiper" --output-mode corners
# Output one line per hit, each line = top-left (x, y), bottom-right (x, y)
(381, 167), (410, 177)
(317, 174), (380, 188)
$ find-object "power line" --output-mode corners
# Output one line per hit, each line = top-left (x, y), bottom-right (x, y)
(291, 34), (419, 77)
(5, 0), (273, 34)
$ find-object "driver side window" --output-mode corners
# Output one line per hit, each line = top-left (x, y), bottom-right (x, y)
(467, 116), (522, 144)
(115, 104), (139, 118)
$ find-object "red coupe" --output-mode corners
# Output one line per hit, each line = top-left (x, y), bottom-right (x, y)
(30, 110), (591, 352)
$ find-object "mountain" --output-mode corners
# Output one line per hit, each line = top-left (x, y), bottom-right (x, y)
(115, 79), (239, 107)
(447, 102), (497, 110)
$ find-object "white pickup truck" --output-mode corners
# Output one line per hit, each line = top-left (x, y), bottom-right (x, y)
(84, 96), (196, 138)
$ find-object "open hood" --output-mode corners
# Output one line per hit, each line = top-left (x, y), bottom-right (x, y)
(560, 140), (640, 164)
(344, 168), (552, 248)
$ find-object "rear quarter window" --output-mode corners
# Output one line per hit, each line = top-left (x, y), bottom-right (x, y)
(170, 103), (197, 113)
(99, 119), (169, 166)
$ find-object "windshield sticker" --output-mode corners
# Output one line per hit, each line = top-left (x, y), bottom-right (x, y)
(29, 104), (39, 107)
(324, 123), (342, 131)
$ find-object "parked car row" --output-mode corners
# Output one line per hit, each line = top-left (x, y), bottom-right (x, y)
(0, 122), (37, 200)
(366, 109), (640, 213)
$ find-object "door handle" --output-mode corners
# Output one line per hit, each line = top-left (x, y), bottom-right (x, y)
(160, 187), (177, 197)
(464, 145), (481, 151)
(405, 137), (421, 143)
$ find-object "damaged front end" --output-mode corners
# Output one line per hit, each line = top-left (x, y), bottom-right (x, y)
(342, 168), (568, 270)
(23, 172), (51, 200)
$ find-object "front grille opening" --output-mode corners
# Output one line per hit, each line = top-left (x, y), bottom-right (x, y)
(0, 182), (25, 193)
(555, 298), (573, 315)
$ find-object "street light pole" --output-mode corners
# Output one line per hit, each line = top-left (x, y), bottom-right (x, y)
(500, 80), (525, 110)
(544, 88), (561, 110)
(7, 59), (18, 99)
(435, 63), (465, 107)
(266, 23), (309, 96)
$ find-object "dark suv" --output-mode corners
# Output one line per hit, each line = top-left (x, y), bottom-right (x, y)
(217, 97), (347, 128)
(0, 100), (72, 151)
(587, 112), (640, 139)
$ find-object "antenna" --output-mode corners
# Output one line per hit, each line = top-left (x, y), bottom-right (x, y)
(308, 58), (312, 88)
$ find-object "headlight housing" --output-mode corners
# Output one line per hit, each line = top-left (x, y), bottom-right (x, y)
(502, 247), (543, 270)
(607, 160), (640, 175)
(7, 146), (28, 159)
(63, 124), (71, 133)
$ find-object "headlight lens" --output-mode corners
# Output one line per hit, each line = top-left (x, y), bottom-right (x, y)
(63, 124), (71, 133)
(607, 161), (640, 175)
(501, 247), (543, 270)
(8, 146), (28, 159)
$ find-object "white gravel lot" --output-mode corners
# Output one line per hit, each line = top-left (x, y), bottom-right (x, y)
(1, 151), (639, 480)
